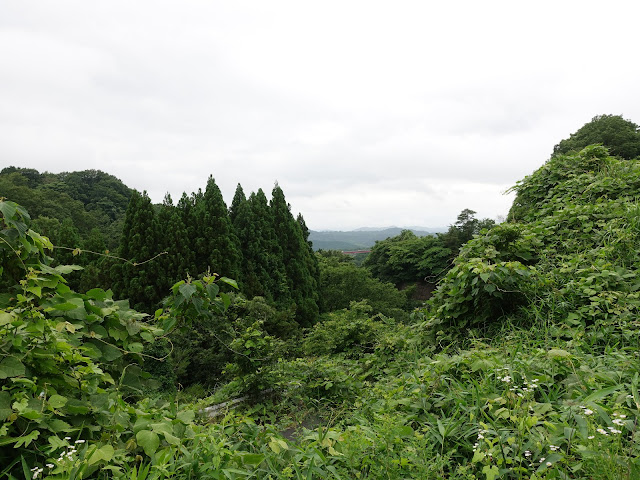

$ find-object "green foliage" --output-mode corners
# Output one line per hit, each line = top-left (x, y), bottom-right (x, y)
(426, 146), (640, 348)
(0, 167), (132, 250)
(317, 252), (407, 318)
(303, 301), (405, 359)
(439, 208), (496, 253)
(553, 114), (640, 160)
(364, 230), (452, 286)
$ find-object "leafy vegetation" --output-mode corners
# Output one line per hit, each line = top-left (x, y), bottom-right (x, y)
(2, 119), (640, 478)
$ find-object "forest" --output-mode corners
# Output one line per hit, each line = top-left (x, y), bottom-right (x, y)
(1, 114), (640, 479)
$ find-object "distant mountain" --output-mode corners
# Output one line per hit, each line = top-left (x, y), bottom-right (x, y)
(308, 227), (445, 252)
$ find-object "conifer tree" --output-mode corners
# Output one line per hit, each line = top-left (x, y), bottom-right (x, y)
(229, 183), (246, 225)
(250, 189), (289, 302)
(270, 184), (319, 326)
(157, 194), (195, 291)
(193, 176), (241, 279)
(113, 190), (163, 312)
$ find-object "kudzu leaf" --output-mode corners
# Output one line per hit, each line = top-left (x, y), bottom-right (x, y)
(0, 356), (25, 379)
(136, 430), (159, 456)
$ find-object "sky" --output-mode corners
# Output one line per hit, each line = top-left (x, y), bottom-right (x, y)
(1, 1), (640, 231)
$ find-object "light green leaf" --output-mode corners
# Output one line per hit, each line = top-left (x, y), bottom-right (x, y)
(482, 464), (499, 480)
(136, 430), (159, 456)
(241, 453), (265, 466)
(548, 348), (571, 359)
(176, 409), (195, 424)
(48, 395), (67, 409)
(88, 444), (115, 465)
(0, 312), (12, 326)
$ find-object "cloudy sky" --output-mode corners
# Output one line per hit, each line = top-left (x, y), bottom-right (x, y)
(1, 1), (639, 230)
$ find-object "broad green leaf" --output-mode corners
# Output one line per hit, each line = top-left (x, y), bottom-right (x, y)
(241, 453), (265, 466)
(136, 430), (160, 456)
(88, 444), (115, 465)
(86, 288), (108, 301)
(482, 464), (499, 480)
(0, 356), (26, 379)
(219, 277), (238, 289)
(0, 311), (12, 326)
(178, 283), (196, 299)
(47, 419), (71, 432)
(548, 348), (571, 359)
(48, 395), (67, 409)
(0, 391), (12, 420)
(176, 409), (195, 424)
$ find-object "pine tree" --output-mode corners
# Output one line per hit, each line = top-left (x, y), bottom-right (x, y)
(193, 176), (241, 279)
(113, 191), (163, 313)
(157, 193), (195, 291)
(270, 184), (319, 326)
(229, 183), (246, 225)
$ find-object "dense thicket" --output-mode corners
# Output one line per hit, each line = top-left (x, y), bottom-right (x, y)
(426, 144), (640, 347)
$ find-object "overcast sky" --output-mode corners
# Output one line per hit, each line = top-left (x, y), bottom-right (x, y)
(1, 1), (639, 230)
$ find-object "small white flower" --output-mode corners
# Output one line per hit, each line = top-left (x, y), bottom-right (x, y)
(46, 464), (54, 468)
(618, 414), (627, 418)
(546, 461), (552, 467)
(540, 457), (546, 463)
(583, 408), (594, 415)
(524, 450), (531, 457)
(597, 428), (608, 435)
(608, 427), (622, 434)
(501, 375), (512, 383)
(75, 439), (85, 443)
(613, 419), (625, 426)
(64, 437), (71, 440)
(588, 435), (595, 439)
(549, 445), (559, 451)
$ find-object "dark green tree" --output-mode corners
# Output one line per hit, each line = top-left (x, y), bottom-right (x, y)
(553, 114), (640, 160)
(439, 209), (495, 253)
(193, 176), (241, 279)
(157, 194), (195, 291)
(112, 191), (163, 313)
(229, 183), (246, 225)
(270, 184), (319, 326)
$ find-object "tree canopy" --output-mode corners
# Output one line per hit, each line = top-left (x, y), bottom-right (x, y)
(552, 114), (640, 160)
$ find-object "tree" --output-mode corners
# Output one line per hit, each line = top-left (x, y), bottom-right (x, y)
(193, 176), (241, 279)
(318, 252), (407, 317)
(440, 209), (495, 253)
(112, 191), (163, 312)
(229, 183), (246, 225)
(270, 184), (319, 326)
(553, 114), (640, 160)
(156, 194), (195, 290)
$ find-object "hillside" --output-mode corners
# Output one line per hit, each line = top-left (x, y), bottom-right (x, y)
(2, 144), (639, 479)
(309, 227), (442, 251)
